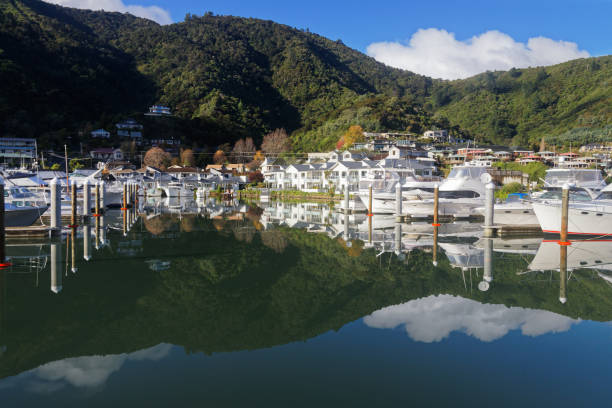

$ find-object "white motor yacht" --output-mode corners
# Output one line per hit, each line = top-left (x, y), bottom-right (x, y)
(357, 159), (441, 214)
(400, 164), (490, 217)
(532, 183), (612, 236)
(475, 167), (605, 226)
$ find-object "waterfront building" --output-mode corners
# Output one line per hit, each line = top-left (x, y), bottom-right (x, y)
(116, 119), (143, 143)
(0, 137), (37, 167)
(91, 129), (110, 139)
(146, 105), (172, 116)
(90, 147), (124, 161)
(422, 130), (448, 142)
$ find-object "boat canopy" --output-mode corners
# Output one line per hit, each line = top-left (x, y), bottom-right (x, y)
(448, 166), (489, 180)
(544, 169), (604, 187)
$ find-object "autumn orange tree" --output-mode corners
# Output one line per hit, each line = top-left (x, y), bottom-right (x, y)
(338, 125), (364, 150)
(180, 148), (195, 167)
(213, 150), (226, 164)
(143, 147), (171, 169)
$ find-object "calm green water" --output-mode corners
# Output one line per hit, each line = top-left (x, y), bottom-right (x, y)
(1, 203), (612, 407)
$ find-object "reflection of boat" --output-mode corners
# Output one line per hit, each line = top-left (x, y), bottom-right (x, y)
(475, 193), (539, 225)
(439, 242), (484, 269)
(475, 237), (542, 255)
(528, 240), (612, 271)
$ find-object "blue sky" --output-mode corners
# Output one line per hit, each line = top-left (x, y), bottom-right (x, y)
(47, 0), (611, 78)
(124, 0), (610, 55)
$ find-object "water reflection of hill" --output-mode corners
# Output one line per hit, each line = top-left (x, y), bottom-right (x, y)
(2, 213), (612, 380)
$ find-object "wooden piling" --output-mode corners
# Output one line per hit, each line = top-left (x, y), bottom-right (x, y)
(368, 184), (373, 216)
(432, 184), (440, 227)
(560, 184), (570, 245)
(123, 183), (127, 210)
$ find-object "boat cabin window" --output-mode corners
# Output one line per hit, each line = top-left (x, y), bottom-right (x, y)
(539, 189), (593, 201)
(596, 191), (612, 200)
(439, 190), (481, 199)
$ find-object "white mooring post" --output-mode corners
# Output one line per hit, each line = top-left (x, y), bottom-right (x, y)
(100, 181), (105, 209)
(50, 242), (62, 294)
(483, 182), (495, 237)
(83, 179), (91, 218)
(344, 184), (350, 212)
(395, 182), (402, 222)
(50, 178), (61, 236)
(83, 224), (91, 261)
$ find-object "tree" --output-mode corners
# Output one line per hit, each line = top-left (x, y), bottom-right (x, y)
(144, 147), (171, 169)
(232, 139), (245, 163)
(340, 125), (364, 150)
(248, 170), (264, 184)
(180, 148), (195, 167)
(69, 158), (84, 171)
(232, 138), (256, 163)
(213, 150), (226, 164)
(262, 128), (291, 154)
(248, 150), (265, 170)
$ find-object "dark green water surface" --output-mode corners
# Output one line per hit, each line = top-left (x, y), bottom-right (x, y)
(1, 207), (612, 407)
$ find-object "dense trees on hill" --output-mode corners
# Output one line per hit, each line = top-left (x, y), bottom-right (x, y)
(0, 0), (610, 153)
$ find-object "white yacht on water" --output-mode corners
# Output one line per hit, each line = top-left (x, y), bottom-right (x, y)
(476, 168), (606, 226)
(532, 183), (612, 237)
(399, 164), (491, 217)
(357, 159), (441, 213)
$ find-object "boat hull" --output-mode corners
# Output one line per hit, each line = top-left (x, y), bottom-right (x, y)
(5, 206), (45, 227)
(532, 202), (612, 236)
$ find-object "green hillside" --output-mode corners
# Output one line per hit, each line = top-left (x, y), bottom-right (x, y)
(431, 57), (612, 147)
(0, 0), (610, 152)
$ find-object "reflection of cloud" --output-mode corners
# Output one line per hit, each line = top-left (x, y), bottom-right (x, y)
(364, 295), (579, 342)
(9, 343), (172, 393)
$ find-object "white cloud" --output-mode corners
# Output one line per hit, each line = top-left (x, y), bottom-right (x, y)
(43, 0), (172, 25)
(1, 343), (173, 393)
(364, 295), (579, 343)
(366, 29), (590, 79)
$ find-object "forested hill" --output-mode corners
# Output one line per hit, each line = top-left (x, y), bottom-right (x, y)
(433, 56), (612, 146)
(0, 0), (610, 151)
